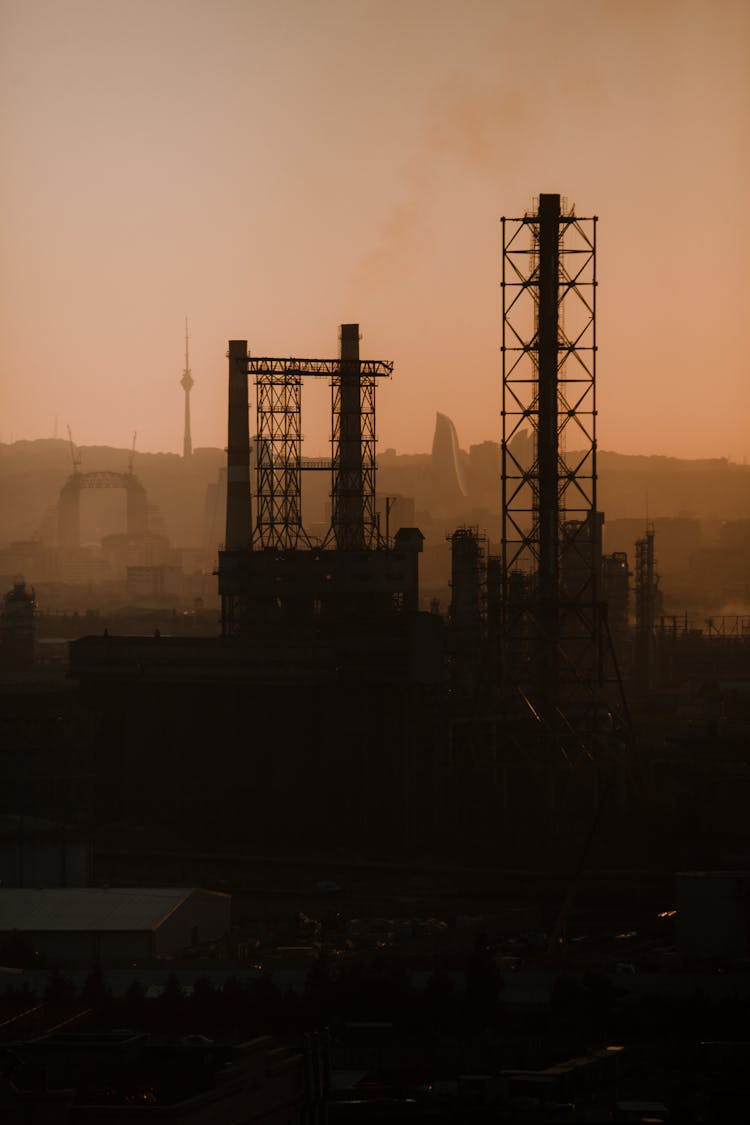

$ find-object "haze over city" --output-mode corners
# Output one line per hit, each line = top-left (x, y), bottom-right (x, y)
(1, 0), (748, 459)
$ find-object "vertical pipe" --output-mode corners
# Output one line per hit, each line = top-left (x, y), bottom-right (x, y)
(537, 193), (561, 713)
(225, 339), (252, 550)
(334, 323), (364, 550)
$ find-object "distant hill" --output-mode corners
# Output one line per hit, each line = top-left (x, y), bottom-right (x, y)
(381, 441), (750, 524)
(597, 450), (739, 473)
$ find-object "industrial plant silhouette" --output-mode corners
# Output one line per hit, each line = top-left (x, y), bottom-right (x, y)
(2, 194), (750, 1121)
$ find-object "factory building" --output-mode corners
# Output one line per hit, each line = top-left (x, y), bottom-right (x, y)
(0, 887), (231, 964)
(69, 324), (447, 851)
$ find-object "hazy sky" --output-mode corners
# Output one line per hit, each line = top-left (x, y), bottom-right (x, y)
(1, 0), (748, 459)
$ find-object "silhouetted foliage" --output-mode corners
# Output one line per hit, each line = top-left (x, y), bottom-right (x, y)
(44, 968), (76, 1010)
(0, 929), (42, 970)
(81, 965), (110, 1010)
(189, 975), (218, 1029)
(420, 970), (459, 1034)
(465, 933), (501, 1031)
(158, 973), (186, 1025)
(122, 977), (147, 1028)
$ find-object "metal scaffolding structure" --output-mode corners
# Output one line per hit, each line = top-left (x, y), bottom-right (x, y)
(245, 339), (392, 550)
(219, 331), (421, 638)
(254, 365), (305, 549)
(501, 193), (600, 739)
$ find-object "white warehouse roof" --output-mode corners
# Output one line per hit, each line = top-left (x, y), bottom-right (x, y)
(0, 887), (228, 932)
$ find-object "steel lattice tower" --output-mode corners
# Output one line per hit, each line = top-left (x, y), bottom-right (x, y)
(244, 337), (391, 551)
(501, 194), (600, 743)
(254, 366), (306, 549)
(220, 335), (400, 638)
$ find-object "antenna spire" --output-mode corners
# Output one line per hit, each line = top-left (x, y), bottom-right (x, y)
(180, 318), (194, 460)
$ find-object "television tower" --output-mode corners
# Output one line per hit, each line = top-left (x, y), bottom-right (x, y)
(181, 318), (194, 460)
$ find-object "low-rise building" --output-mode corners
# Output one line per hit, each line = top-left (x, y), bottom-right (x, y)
(0, 886), (231, 964)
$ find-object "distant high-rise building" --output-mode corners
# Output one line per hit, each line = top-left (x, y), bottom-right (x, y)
(430, 412), (467, 513)
(180, 318), (194, 460)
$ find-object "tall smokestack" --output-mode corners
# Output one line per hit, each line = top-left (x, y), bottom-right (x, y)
(225, 340), (252, 550)
(537, 192), (561, 712)
(333, 323), (364, 550)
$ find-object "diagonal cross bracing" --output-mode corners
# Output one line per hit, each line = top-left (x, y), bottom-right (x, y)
(247, 349), (391, 550)
(501, 197), (600, 746)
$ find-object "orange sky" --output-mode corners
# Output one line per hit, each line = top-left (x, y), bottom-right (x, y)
(1, 0), (748, 460)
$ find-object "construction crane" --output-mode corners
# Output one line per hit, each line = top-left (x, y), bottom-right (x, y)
(66, 426), (81, 474)
(127, 431), (137, 475)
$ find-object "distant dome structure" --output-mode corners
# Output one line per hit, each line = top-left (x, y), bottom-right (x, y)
(430, 412), (468, 513)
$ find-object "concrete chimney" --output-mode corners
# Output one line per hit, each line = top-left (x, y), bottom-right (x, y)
(333, 323), (364, 550)
(225, 340), (252, 550)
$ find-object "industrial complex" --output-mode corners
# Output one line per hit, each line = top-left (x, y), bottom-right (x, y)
(2, 193), (750, 1121)
(2, 194), (749, 855)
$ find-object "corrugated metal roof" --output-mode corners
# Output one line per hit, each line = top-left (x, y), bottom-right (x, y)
(0, 887), (225, 932)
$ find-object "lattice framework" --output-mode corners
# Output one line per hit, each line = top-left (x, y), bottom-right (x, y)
(246, 356), (392, 550)
(329, 372), (378, 549)
(254, 369), (305, 549)
(501, 197), (600, 717)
